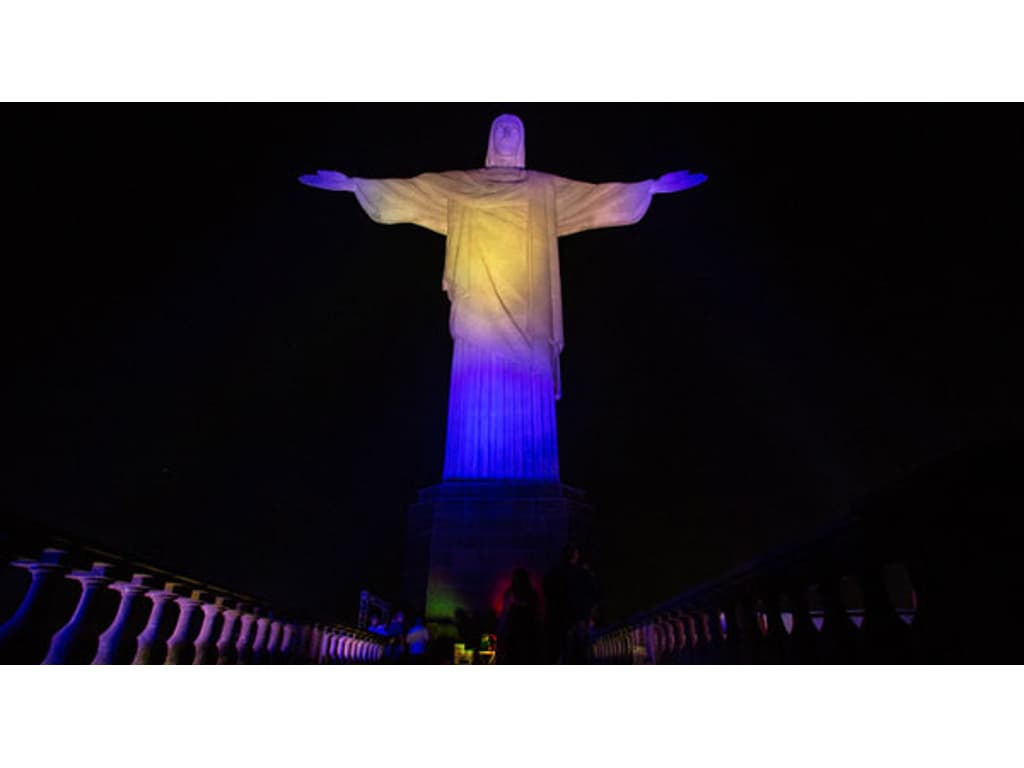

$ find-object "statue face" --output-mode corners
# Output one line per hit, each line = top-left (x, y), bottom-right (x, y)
(493, 119), (522, 157)
(485, 114), (525, 168)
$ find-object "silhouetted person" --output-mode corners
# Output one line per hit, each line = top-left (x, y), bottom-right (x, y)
(366, 615), (380, 635)
(496, 569), (542, 664)
(406, 617), (429, 663)
(544, 544), (599, 663)
(566, 554), (599, 663)
(386, 610), (406, 662)
(543, 544), (576, 663)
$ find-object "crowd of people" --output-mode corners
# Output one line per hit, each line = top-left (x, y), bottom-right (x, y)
(368, 543), (599, 664)
(496, 544), (599, 664)
(367, 612), (430, 663)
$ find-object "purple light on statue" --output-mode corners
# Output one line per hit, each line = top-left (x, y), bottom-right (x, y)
(442, 339), (559, 481)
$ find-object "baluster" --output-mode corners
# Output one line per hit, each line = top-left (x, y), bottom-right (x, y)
(656, 620), (668, 663)
(165, 589), (204, 665)
(753, 594), (786, 663)
(631, 626), (643, 664)
(648, 622), (661, 664)
(677, 612), (695, 664)
(817, 577), (857, 662)
(279, 622), (296, 663)
(42, 562), (116, 664)
(781, 589), (818, 663)
(0, 549), (70, 663)
(324, 630), (336, 663)
(859, 566), (911, 662)
(322, 627), (333, 663)
(215, 602), (242, 664)
(251, 613), (271, 664)
(235, 607), (258, 664)
(701, 610), (725, 663)
(93, 574), (152, 664)
(664, 618), (678, 663)
(662, 617), (680, 663)
(132, 582), (182, 665)
(323, 627), (335, 663)
(308, 624), (322, 663)
(265, 617), (283, 663)
(193, 596), (227, 665)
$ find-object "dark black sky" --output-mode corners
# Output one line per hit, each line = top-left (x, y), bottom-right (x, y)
(4, 105), (1021, 622)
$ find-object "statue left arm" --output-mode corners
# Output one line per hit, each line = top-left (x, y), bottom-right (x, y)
(554, 177), (655, 237)
(554, 170), (706, 237)
(651, 170), (708, 194)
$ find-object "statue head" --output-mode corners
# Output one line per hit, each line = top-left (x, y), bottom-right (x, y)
(485, 114), (525, 169)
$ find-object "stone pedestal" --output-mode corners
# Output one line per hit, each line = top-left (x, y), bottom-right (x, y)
(403, 481), (591, 622)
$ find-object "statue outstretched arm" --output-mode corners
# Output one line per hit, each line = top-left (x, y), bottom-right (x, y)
(298, 170), (356, 192)
(298, 170), (450, 235)
(651, 170), (708, 194)
(554, 176), (654, 236)
(554, 170), (707, 236)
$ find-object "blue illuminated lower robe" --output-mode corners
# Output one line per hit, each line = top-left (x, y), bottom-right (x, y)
(443, 338), (559, 481)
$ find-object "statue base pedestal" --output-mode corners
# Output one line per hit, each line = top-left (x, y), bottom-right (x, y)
(403, 481), (592, 622)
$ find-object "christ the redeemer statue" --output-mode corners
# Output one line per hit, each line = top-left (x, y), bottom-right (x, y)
(300, 114), (706, 483)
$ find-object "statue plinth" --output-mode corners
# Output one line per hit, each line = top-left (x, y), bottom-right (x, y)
(403, 481), (592, 621)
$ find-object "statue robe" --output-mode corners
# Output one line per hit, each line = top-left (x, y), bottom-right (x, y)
(353, 168), (654, 481)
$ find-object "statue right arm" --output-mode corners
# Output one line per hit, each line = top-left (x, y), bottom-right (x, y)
(299, 170), (450, 236)
(351, 174), (450, 236)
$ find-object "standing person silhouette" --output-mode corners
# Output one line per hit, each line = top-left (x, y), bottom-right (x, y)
(496, 568), (542, 664)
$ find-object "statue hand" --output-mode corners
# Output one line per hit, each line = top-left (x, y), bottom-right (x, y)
(652, 170), (708, 194)
(298, 169), (355, 192)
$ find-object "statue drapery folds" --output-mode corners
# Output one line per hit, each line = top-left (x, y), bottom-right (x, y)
(352, 169), (655, 391)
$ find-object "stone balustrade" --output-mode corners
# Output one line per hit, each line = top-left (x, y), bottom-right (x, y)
(592, 499), (1006, 664)
(589, 514), (926, 664)
(0, 524), (385, 665)
(591, 440), (1023, 664)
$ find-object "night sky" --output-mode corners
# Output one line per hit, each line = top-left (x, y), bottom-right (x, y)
(5, 105), (1021, 623)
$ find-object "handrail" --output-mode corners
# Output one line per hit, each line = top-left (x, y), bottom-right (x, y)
(0, 515), (385, 664)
